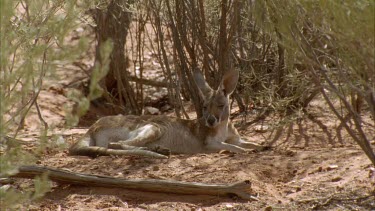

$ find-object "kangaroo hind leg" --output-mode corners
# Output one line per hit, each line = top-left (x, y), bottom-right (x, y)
(119, 124), (162, 147)
(108, 124), (170, 157)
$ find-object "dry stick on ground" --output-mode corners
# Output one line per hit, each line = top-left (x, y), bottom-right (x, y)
(296, 194), (374, 210)
(11, 165), (258, 200)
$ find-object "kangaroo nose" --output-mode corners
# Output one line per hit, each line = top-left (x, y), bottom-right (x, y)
(207, 115), (216, 126)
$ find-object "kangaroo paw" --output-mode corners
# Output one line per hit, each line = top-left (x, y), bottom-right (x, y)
(150, 146), (171, 156)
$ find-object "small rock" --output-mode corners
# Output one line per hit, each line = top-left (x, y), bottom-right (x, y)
(225, 204), (234, 208)
(152, 166), (160, 171)
(285, 150), (296, 157)
(0, 184), (10, 191)
(331, 177), (342, 182)
(327, 165), (338, 171)
(153, 92), (163, 99)
(368, 167), (375, 179)
(75, 27), (84, 33)
(56, 136), (65, 146)
(254, 125), (269, 133)
(143, 106), (160, 115)
(161, 104), (171, 112)
(264, 206), (273, 211)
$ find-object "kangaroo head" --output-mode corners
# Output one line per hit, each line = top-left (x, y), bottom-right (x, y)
(194, 69), (239, 128)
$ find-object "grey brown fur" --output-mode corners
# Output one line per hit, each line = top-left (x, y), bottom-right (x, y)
(69, 69), (266, 158)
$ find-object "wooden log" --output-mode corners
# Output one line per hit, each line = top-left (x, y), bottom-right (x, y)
(10, 165), (258, 200)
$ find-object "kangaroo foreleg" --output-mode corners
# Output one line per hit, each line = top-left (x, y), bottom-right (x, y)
(205, 140), (248, 153)
(225, 137), (269, 151)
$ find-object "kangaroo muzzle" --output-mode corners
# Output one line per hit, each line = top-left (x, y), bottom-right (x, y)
(206, 115), (218, 127)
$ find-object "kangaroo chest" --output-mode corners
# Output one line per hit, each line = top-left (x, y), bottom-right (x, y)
(204, 126), (228, 144)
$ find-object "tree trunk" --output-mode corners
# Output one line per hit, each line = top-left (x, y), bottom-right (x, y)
(93, 0), (140, 114)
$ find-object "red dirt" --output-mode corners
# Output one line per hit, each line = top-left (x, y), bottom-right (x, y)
(7, 23), (375, 211)
(12, 78), (375, 210)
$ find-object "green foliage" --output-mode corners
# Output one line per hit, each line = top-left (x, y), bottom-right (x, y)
(0, 0), (96, 208)
(0, 173), (52, 209)
(31, 173), (52, 200)
(89, 39), (113, 100)
(1, 0), (89, 133)
(0, 147), (35, 178)
(258, 0), (374, 80)
(316, 1), (374, 87)
(64, 89), (90, 127)
(251, 0), (374, 163)
(64, 39), (113, 127)
(250, 0), (374, 108)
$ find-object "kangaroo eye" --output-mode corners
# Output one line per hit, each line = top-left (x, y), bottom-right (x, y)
(203, 105), (208, 109)
(218, 105), (225, 108)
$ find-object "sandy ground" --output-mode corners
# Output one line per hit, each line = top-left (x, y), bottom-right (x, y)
(4, 23), (375, 211)
(10, 72), (375, 210)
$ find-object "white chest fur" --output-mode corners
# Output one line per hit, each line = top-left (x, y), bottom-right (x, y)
(205, 122), (228, 144)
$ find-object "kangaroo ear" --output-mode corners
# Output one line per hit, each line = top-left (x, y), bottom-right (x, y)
(194, 70), (213, 99)
(220, 69), (239, 96)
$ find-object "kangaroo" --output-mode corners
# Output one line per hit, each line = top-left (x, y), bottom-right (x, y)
(69, 69), (266, 158)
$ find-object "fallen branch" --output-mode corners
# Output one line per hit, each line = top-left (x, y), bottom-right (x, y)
(10, 165), (258, 200)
